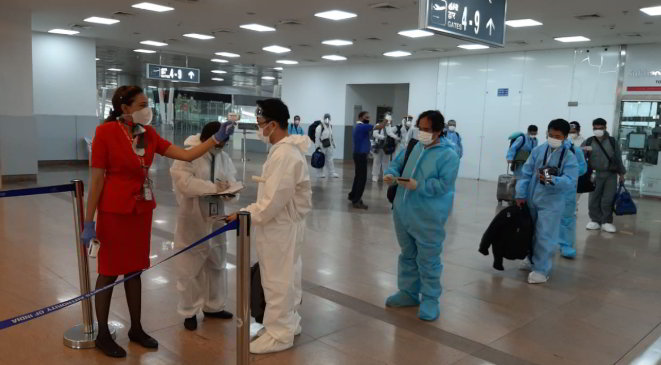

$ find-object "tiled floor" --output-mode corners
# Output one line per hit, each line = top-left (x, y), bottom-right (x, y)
(1, 147), (660, 365)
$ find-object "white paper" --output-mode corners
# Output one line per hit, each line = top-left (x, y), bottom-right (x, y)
(202, 181), (244, 197)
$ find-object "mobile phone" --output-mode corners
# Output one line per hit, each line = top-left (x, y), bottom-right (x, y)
(396, 177), (411, 182)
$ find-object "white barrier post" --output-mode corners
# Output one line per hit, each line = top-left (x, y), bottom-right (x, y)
(236, 212), (251, 365)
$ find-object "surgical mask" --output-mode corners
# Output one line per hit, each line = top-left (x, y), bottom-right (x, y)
(594, 129), (605, 138)
(569, 133), (578, 140)
(385, 115), (392, 122)
(405, 121), (412, 127)
(548, 137), (563, 149)
(294, 120), (300, 125)
(528, 134), (537, 139)
(324, 118), (330, 124)
(418, 131), (435, 146)
(448, 126), (456, 132)
(132, 107), (153, 126)
(257, 123), (273, 144)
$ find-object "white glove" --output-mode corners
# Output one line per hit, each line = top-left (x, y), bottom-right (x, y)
(383, 174), (396, 185)
(398, 178), (418, 191)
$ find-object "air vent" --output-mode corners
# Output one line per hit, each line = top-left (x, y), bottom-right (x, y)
(69, 23), (92, 29)
(279, 19), (301, 25)
(113, 11), (135, 16)
(212, 28), (233, 34)
(297, 44), (312, 48)
(246, 51), (257, 55)
(575, 13), (601, 20)
(622, 32), (643, 38)
(304, 59), (319, 63)
(366, 37), (382, 41)
(370, 2), (399, 9)
(508, 40), (528, 46)
(420, 48), (445, 53)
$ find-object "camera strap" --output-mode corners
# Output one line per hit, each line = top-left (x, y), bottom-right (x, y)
(543, 146), (566, 169)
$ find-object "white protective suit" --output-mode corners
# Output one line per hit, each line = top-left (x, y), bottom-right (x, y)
(396, 121), (412, 156)
(372, 124), (399, 180)
(314, 121), (337, 177)
(242, 135), (312, 345)
(170, 134), (237, 317)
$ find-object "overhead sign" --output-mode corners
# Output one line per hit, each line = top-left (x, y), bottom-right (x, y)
(497, 88), (509, 97)
(146, 64), (200, 83)
(419, 0), (507, 47)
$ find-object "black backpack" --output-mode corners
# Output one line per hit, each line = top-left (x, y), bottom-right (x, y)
(384, 131), (397, 155)
(307, 120), (322, 143)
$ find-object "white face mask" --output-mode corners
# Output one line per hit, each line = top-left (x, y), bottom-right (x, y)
(257, 123), (273, 144)
(418, 131), (435, 146)
(132, 107), (153, 126)
(385, 115), (392, 122)
(593, 129), (605, 138)
(405, 121), (412, 127)
(548, 137), (563, 149)
(448, 126), (456, 132)
(324, 118), (330, 124)
(569, 133), (578, 140)
(529, 134), (537, 139)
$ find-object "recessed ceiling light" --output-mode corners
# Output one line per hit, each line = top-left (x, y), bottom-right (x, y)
(263, 45), (291, 54)
(211, 58), (229, 63)
(322, 55), (347, 61)
(641, 6), (661, 16)
(140, 40), (168, 47)
(183, 33), (215, 40)
(458, 44), (490, 50)
(211, 70), (227, 74)
(315, 10), (357, 21)
(398, 29), (434, 38)
(211, 77), (224, 81)
(383, 50), (412, 58)
(505, 19), (543, 27)
(240, 23), (276, 32)
(273, 67), (284, 70)
(133, 49), (156, 53)
(95, 58), (100, 61)
(554, 36), (590, 43)
(262, 76), (276, 80)
(322, 39), (354, 46)
(48, 29), (80, 35)
(84, 17), (120, 25)
(147, 86), (158, 88)
(132, 2), (174, 12)
(215, 52), (240, 58)
(276, 60), (299, 65)
(108, 68), (123, 72)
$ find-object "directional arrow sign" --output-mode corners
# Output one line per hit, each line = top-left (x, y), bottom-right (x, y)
(146, 64), (200, 84)
(420, 0), (506, 47)
(188, 71), (195, 80)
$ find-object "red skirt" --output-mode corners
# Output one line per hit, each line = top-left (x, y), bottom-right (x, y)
(97, 210), (153, 276)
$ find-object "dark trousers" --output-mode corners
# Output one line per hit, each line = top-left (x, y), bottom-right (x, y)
(588, 172), (618, 224)
(349, 153), (368, 203)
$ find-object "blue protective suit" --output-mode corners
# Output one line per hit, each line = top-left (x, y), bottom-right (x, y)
(507, 135), (538, 177)
(384, 139), (460, 321)
(446, 131), (463, 158)
(558, 140), (587, 257)
(515, 142), (579, 277)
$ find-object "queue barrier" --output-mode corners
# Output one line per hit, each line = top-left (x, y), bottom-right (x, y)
(0, 180), (252, 365)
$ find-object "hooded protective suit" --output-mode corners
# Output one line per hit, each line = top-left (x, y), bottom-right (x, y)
(314, 121), (337, 177)
(170, 134), (237, 317)
(515, 142), (579, 277)
(384, 138), (460, 321)
(507, 134), (538, 178)
(242, 135), (312, 345)
(558, 140), (587, 257)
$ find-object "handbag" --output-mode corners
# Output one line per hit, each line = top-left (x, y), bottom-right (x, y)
(321, 138), (331, 148)
(250, 263), (266, 324)
(577, 167), (595, 193)
(387, 139), (417, 204)
(311, 148), (325, 169)
(613, 183), (637, 216)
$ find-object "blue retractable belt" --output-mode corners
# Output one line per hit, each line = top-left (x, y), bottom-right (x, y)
(0, 184), (75, 198)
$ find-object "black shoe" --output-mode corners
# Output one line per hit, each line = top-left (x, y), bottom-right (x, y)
(184, 316), (197, 331)
(203, 310), (233, 319)
(95, 332), (127, 358)
(352, 201), (368, 210)
(128, 328), (158, 349)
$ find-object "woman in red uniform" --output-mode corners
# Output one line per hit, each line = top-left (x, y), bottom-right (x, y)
(81, 86), (233, 357)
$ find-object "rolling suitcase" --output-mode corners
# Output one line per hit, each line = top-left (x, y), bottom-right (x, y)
(497, 165), (516, 204)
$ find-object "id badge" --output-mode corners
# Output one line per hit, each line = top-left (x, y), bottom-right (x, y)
(143, 179), (153, 201)
(209, 201), (219, 217)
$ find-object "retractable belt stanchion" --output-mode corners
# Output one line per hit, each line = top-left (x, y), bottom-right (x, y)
(236, 212), (251, 365)
(63, 179), (115, 348)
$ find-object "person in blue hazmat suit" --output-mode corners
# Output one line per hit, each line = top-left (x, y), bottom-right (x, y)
(557, 138), (587, 259)
(445, 119), (463, 159)
(515, 119), (579, 284)
(382, 110), (460, 321)
(507, 125), (538, 178)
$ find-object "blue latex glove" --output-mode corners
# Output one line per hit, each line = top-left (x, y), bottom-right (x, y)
(214, 121), (236, 143)
(81, 221), (96, 247)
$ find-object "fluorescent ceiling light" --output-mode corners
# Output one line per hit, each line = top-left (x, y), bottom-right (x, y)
(240, 23), (276, 32)
(383, 50), (412, 58)
(183, 33), (214, 40)
(505, 19), (543, 27)
(273, 67), (283, 70)
(215, 52), (240, 58)
(398, 29), (434, 38)
(322, 39), (353, 46)
(263, 45), (291, 54)
(108, 68), (123, 72)
(140, 40), (168, 47)
(48, 29), (79, 35)
(211, 78), (224, 81)
(84, 17), (120, 25)
(133, 49), (156, 53)
(262, 76), (276, 80)
(211, 70), (227, 74)
(322, 55), (347, 61)
(641, 6), (661, 16)
(276, 60), (298, 65)
(315, 10), (357, 21)
(554, 36), (590, 43)
(458, 44), (489, 50)
(147, 86), (158, 89)
(132, 2), (174, 12)
(211, 58), (229, 63)
(95, 58), (100, 61)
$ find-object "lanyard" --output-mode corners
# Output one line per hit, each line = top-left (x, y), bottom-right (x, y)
(118, 122), (152, 201)
(118, 122), (146, 169)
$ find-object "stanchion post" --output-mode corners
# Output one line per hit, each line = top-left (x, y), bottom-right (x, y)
(236, 212), (251, 365)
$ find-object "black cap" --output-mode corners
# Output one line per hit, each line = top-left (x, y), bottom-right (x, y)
(256, 98), (290, 122)
(324, 113), (331, 120)
(570, 121), (581, 131)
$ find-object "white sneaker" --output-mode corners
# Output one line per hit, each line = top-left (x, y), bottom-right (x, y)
(601, 223), (617, 233)
(372, 176), (379, 182)
(319, 174), (327, 179)
(519, 259), (533, 271)
(528, 271), (548, 284)
(250, 332), (293, 354)
(331, 173), (340, 178)
(586, 222), (601, 230)
(256, 325), (301, 338)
